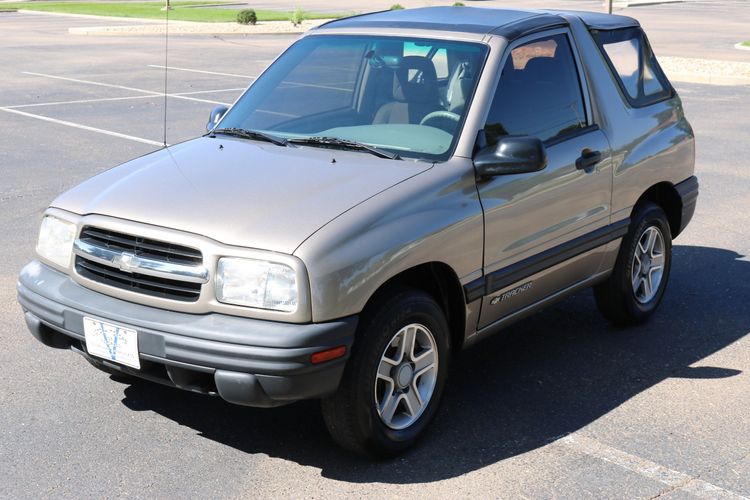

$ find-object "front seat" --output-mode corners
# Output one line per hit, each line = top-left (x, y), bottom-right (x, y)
(444, 60), (474, 115)
(373, 56), (441, 125)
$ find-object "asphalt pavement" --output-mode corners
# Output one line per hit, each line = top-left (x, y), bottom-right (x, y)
(1, 6), (749, 499)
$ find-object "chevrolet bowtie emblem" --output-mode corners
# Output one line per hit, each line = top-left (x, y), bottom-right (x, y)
(112, 252), (142, 273)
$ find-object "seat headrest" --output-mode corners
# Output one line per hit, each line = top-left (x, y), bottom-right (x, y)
(520, 57), (558, 80)
(392, 56), (439, 103)
(446, 61), (473, 114)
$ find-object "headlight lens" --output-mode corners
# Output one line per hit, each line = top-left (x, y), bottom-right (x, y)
(216, 257), (298, 312)
(36, 216), (77, 268)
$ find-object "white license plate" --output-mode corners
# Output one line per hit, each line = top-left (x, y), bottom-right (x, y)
(83, 317), (140, 370)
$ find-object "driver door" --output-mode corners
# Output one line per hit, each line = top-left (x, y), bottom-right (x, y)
(476, 29), (614, 329)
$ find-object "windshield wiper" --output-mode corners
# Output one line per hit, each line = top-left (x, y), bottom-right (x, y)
(210, 128), (288, 147)
(289, 136), (400, 160)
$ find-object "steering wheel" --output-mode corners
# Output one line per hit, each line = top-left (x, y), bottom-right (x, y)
(420, 111), (461, 133)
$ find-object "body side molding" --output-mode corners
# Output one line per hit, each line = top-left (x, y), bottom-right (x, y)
(463, 218), (630, 303)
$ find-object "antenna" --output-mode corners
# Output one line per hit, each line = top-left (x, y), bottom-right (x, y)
(162, 2), (169, 147)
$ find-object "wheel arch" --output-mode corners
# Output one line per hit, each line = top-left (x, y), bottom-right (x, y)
(633, 182), (683, 238)
(361, 262), (467, 353)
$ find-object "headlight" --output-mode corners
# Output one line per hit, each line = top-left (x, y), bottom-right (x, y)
(216, 257), (298, 312)
(36, 215), (77, 268)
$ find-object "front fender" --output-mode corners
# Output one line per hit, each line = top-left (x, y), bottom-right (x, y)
(294, 158), (484, 323)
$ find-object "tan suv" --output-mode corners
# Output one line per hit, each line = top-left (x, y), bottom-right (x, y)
(17, 7), (698, 456)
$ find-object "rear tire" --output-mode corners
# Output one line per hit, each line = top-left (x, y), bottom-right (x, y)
(321, 289), (450, 457)
(594, 202), (672, 325)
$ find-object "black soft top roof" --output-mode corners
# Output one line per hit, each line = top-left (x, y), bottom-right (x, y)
(317, 7), (640, 40)
(551, 9), (640, 30)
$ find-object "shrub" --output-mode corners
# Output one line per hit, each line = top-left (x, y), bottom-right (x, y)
(453, 1), (465, 5)
(290, 7), (307, 26)
(390, 4), (404, 10)
(236, 9), (257, 25)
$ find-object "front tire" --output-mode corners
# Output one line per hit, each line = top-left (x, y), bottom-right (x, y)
(594, 202), (672, 325)
(321, 289), (450, 457)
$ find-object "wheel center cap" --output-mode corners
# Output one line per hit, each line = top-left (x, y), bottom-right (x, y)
(396, 364), (414, 389)
(642, 257), (651, 274)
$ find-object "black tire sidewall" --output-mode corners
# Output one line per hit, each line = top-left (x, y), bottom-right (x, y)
(351, 291), (450, 456)
(617, 203), (673, 320)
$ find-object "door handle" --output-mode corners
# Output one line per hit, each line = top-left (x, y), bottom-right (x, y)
(576, 149), (602, 171)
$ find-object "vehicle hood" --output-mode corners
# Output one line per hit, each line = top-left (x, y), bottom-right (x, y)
(51, 137), (432, 254)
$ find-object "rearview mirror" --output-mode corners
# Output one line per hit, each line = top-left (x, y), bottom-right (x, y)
(206, 105), (229, 132)
(473, 136), (547, 178)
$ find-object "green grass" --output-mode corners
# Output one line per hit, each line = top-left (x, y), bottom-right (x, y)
(742, 41), (750, 48)
(3, 2), (342, 23)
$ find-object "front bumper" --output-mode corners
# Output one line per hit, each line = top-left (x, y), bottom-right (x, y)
(17, 261), (357, 407)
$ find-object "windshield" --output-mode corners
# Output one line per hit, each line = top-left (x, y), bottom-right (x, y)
(217, 35), (488, 161)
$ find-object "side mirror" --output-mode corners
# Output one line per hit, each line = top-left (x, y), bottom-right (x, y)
(206, 105), (229, 132)
(473, 136), (547, 178)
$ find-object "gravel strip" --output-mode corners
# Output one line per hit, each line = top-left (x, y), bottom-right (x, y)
(659, 56), (750, 85)
(67, 18), (332, 35)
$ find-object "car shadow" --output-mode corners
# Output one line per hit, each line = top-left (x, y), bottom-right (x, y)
(119, 245), (749, 483)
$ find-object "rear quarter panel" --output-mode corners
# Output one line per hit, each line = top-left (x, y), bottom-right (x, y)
(566, 15), (696, 223)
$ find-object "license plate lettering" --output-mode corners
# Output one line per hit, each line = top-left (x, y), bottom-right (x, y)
(83, 317), (140, 370)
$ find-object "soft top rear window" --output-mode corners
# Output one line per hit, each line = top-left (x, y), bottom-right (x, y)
(591, 27), (673, 108)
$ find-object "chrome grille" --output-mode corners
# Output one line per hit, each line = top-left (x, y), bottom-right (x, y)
(78, 227), (202, 265)
(73, 226), (207, 302)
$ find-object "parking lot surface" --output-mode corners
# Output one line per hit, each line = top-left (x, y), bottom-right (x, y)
(1, 7), (749, 499)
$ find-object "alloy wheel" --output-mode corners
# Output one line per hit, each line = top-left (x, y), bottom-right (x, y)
(631, 225), (665, 304)
(374, 323), (438, 430)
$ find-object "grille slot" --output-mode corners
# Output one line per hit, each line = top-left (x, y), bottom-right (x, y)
(79, 226), (202, 266)
(75, 226), (204, 302)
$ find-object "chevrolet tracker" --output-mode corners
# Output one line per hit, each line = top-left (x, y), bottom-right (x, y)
(17, 7), (698, 456)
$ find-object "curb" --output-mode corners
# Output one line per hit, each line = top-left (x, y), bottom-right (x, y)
(13, 9), (331, 35)
(180, 2), (247, 7)
(613, 0), (684, 7)
(17, 9), (175, 23)
(735, 43), (750, 52)
(667, 73), (750, 86)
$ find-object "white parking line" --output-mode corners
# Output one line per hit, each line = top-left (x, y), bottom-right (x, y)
(0, 107), (164, 147)
(560, 434), (748, 500)
(7, 94), (159, 109)
(4, 87), (244, 109)
(255, 109), (298, 118)
(146, 64), (352, 92)
(281, 81), (354, 92)
(178, 87), (245, 95)
(147, 64), (257, 79)
(22, 71), (230, 105)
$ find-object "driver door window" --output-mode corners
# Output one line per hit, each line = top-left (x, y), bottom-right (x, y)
(484, 33), (587, 146)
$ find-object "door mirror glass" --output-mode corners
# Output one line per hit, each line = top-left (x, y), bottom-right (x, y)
(206, 105), (229, 132)
(473, 135), (547, 178)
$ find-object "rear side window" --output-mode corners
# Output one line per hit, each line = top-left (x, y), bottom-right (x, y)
(592, 28), (672, 107)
